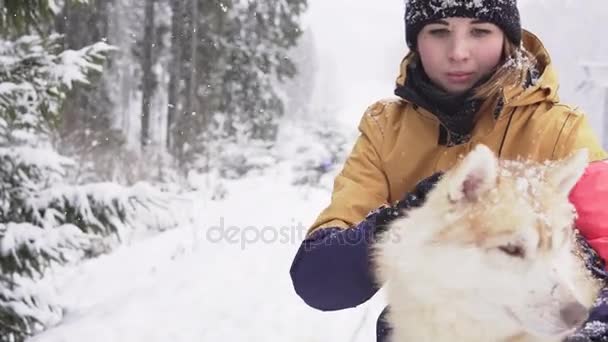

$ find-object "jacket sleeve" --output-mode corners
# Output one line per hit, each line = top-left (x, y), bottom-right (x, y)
(569, 160), (608, 266)
(555, 113), (607, 162)
(306, 104), (391, 235)
(556, 161), (608, 342)
(289, 104), (392, 311)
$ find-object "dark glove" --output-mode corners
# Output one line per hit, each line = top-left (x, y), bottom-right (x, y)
(369, 171), (444, 239)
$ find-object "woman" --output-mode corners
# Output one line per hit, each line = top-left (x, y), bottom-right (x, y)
(289, 0), (608, 341)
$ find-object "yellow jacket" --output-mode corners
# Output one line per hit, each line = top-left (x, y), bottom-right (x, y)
(308, 30), (607, 236)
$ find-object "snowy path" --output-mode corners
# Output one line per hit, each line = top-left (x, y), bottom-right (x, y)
(30, 163), (386, 342)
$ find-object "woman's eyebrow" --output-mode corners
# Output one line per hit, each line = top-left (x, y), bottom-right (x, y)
(428, 19), (449, 26)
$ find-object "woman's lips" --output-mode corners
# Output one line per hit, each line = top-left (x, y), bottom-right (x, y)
(446, 72), (474, 84)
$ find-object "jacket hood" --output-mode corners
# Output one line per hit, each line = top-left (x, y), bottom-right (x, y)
(395, 30), (560, 107)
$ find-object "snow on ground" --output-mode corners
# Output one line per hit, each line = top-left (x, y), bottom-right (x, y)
(30, 161), (387, 342)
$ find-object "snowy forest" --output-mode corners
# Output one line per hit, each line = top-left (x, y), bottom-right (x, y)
(0, 0), (325, 341)
(0, 0), (607, 341)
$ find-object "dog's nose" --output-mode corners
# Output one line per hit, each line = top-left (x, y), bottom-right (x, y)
(560, 302), (589, 328)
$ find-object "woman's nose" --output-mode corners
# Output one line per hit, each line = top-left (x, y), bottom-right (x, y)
(448, 39), (471, 62)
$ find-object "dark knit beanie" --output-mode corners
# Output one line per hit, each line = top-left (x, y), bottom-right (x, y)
(405, 0), (522, 51)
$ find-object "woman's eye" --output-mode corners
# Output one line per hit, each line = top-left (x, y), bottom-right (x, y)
(472, 28), (491, 37)
(429, 29), (450, 37)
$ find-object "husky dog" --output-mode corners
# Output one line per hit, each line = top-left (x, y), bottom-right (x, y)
(371, 144), (602, 342)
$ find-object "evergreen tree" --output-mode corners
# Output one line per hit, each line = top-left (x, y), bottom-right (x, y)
(170, 0), (308, 169)
(0, 0), (88, 34)
(0, 31), (116, 341)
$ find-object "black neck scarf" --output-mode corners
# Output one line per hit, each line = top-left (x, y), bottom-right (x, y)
(394, 57), (487, 146)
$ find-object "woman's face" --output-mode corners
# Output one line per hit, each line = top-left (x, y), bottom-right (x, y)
(417, 17), (505, 95)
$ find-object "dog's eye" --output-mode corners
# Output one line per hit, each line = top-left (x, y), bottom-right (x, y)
(498, 244), (526, 258)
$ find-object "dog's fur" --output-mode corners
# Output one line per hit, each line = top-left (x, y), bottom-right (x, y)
(371, 144), (602, 342)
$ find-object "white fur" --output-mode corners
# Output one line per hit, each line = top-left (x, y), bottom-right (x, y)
(371, 145), (600, 342)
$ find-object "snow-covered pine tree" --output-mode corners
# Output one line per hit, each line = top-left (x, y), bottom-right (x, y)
(170, 0), (308, 171)
(38, 0), (309, 180)
(0, 32), (118, 342)
(54, 0), (180, 184)
(0, 28), (183, 340)
(53, 0), (131, 183)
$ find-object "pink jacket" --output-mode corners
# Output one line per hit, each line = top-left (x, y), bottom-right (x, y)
(570, 160), (608, 267)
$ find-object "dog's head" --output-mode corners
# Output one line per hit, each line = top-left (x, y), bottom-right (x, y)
(376, 144), (600, 338)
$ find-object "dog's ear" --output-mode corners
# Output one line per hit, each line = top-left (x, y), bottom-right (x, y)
(548, 148), (589, 196)
(447, 144), (498, 203)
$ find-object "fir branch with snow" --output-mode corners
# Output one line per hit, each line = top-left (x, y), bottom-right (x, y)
(0, 0), (90, 34)
(0, 175), (181, 341)
(0, 272), (64, 342)
(0, 34), (115, 146)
